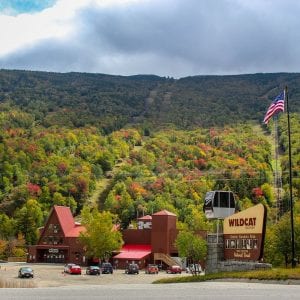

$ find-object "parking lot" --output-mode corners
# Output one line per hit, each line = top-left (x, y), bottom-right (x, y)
(0, 262), (189, 288)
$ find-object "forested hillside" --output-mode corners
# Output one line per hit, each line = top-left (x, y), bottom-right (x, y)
(1, 70), (300, 131)
(0, 69), (299, 265)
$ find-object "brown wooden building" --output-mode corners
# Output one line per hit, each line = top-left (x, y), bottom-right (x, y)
(113, 210), (179, 269)
(28, 206), (191, 269)
(28, 206), (86, 265)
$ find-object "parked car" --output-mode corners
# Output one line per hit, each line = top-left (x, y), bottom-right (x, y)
(63, 263), (81, 275)
(145, 264), (159, 274)
(166, 265), (182, 274)
(101, 262), (113, 274)
(86, 266), (100, 275)
(64, 263), (76, 273)
(18, 267), (34, 278)
(68, 265), (82, 275)
(186, 264), (202, 274)
(125, 263), (139, 274)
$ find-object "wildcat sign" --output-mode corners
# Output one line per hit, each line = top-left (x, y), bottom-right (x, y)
(223, 204), (267, 261)
(228, 217), (257, 227)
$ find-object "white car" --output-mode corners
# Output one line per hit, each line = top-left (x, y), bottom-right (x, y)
(186, 264), (202, 274)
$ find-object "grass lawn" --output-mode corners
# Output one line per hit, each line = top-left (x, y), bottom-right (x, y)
(153, 267), (300, 284)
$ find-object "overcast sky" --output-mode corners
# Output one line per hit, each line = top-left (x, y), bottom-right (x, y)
(1, 0), (300, 78)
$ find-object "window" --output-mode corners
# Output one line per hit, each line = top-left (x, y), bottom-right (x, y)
(53, 224), (60, 234)
(204, 191), (214, 210)
(49, 236), (54, 244)
(219, 192), (228, 207)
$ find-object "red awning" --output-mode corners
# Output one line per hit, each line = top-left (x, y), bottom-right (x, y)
(113, 244), (151, 260)
(113, 251), (150, 260)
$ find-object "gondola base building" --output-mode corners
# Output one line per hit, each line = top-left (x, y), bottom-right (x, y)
(28, 206), (192, 269)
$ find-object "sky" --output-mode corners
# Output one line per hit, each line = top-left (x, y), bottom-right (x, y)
(0, 0), (300, 78)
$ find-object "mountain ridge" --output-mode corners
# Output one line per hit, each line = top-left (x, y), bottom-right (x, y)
(0, 69), (299, 132)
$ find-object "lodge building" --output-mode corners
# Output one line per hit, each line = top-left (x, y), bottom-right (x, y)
(28, 206), (86, 265)
(28, 205), (196, 269)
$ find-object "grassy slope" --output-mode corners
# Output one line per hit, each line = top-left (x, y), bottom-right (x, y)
(153, 268), (300, 284)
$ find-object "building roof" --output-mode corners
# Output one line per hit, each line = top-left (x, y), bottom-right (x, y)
(113, 244), (151, 260)
(138, 215), (152, 221)
(66, 224), (86, 237)
(152, 210), (176, 216)
(54, 205), (76, 236)
(38, 206), (120, 241)
(40, 205), (85, 238)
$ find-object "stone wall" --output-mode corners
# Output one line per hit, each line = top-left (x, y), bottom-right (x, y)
(206, 234), (224, 274)
(218, 260), (272, 272)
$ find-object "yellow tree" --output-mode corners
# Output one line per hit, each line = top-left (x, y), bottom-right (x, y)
(175, 230), (207, 273)
(79, 207), (123, 261)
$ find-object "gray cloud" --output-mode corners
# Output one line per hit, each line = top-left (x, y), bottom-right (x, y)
(1, 0), (300, 78)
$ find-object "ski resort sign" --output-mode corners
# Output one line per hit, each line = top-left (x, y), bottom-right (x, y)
(223, 204), (267, 261)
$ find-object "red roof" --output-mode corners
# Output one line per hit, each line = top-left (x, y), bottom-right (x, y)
(39, 206), (119, 241)
(152, 210), (176, 216)
(54, 206), (86, 237)
(113, 244), (151, 260)
(54, 206), (76, 236)
(138, 215), (152, 221)
(66, 224), (86, 237)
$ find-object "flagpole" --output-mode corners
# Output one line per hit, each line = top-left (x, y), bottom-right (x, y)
(274, 115), (282, 221)
(285, 86), (296, 268)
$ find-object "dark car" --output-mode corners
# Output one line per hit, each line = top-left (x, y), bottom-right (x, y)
(101, 262), (113, 274)
(166, 265), (182, 274)
(145, 264), (159, 274)
(18, 267), (34, 278)
(125, 263), (139, 274)
(86, 266), (100, 275)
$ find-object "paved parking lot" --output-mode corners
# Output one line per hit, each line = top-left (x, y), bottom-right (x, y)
(0, 262), (189, 288)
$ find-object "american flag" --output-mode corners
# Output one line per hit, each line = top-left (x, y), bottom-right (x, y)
(263, 90), (285, 124)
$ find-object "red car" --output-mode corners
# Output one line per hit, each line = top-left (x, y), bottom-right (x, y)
(166, 265), (182, 274)
(145, 264), (159, 274)
(68, 265), (82, 275)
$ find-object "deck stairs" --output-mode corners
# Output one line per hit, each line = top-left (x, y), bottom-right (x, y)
(154, 253), (182, 267)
